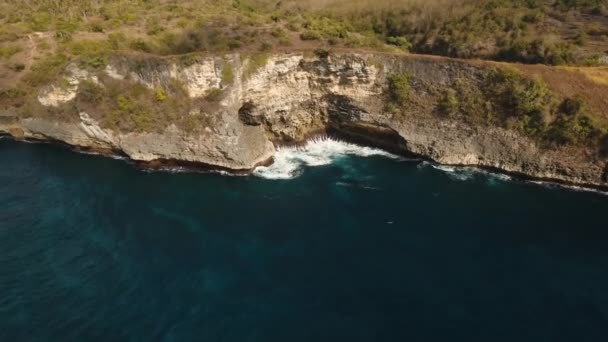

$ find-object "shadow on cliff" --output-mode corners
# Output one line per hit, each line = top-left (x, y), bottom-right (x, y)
(324, 93), (410, 157)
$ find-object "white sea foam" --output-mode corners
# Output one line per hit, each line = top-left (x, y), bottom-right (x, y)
(77, 149), (127, 160)
(529, 180), (608, 196)
(423, 160), (608, 195)
(140, 166), (246, 177)
(429, 164), (476, 181)
(253, 137), (401, 180)
(421, 161), (513, 183)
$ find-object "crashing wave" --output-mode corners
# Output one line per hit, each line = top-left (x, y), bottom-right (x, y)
(253, 137), (401, 179)
(418, 161), (513, 183)
(429, 164), (476, 181)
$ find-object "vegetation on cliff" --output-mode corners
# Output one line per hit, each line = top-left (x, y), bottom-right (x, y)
(388, 64), (607, 148)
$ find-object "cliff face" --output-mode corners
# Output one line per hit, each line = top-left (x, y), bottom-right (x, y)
(1, 52), (607, 188)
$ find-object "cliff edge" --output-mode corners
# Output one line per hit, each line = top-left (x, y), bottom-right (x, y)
(1, 51), (607, 188)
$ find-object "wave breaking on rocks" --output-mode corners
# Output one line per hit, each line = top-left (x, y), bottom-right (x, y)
(253, 137), (401, 179)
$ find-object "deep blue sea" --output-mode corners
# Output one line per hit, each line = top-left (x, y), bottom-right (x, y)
(1, 137), (608, 341)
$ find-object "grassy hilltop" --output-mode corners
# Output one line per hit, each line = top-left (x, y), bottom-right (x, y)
(2, 0), (608, 68)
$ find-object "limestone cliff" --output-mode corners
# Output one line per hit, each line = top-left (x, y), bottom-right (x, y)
(1, 51), (607, 189)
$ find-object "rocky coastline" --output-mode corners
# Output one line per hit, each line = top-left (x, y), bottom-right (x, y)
(1, 51), (607, 189)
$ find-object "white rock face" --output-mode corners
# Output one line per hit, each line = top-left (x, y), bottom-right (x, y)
(38, 64), (99, 107)
(173, 60), (223, 98)
(105, 57), (227, 98)
(239, 55), (315, 137)
(79, 112), (115, 145)
(105, 65), (125, 80)
(37, 86), (78, 107)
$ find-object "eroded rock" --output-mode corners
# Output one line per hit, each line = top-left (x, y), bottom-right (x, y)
(2, 52), (606, 187)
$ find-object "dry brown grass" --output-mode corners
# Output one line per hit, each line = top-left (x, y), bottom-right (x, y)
(514, 63), (608, 124)
(561, 66), (608, 86)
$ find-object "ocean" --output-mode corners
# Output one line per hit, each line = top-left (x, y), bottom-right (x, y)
(1, 137), (607, 341)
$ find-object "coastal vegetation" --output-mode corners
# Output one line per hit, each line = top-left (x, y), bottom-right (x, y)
(387, 73), (411, 106)
(431, 67), (607, 146)
(74, 78), (194, 133)
(1, 1), (607, 66)
(0, 0), (607, 153)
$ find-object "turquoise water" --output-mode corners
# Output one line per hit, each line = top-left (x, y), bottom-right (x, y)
(1, 137), (608, 341)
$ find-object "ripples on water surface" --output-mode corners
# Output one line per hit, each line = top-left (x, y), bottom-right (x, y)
(1, 138), (608, 341)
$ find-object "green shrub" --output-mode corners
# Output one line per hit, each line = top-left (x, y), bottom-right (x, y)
(67, 39), (111, 69)
(278, 36), (292, 46)
(0, 45), (20, 59)
(145, 17), (164, 36)
(29, 12), (52, 31)
(155, 88), (167, 102)
(221, 63), (234, 85)
(205, 88), (223, 102)
(483, 68), (558, 135)
(259, 42), (272, 51)
(543, 95), (605, 145)
(54, 30), (73, 43)
(0, 87), (27, 108)
(89, 22), (104, 33)
(303, 17), (350, 40)
(385, 102), (399, 114)
(387, 73), (411, 105)
(300, 30), (322, 41)
(55, 20), (79, 34)
(314, 48), (330, 59)
(497, 39), (576, 65)
(485, 69), (605, 144)
(271, 27), (286, 39)
(0, 88), (26, 100)
(244, 53), (268, 77)
(130, 39), (152, 53)
(111, 93), (153, 132)
(167, 26), (241, 54)
(559, 96), (585, 116)
(116, 95), (132, 111)
(545, 114), (603, 145)
(176, 18), (191, 28)
(488, 68), (552, 122)
(25, 53), (69, 86)
(438, 88), (459, 115)
(9, 63), (25, 72)
(131, 111), (152, 131)
(522, 10), (544, 23)
(386, 36), (411, 51)
(574, 31), (588, 46)
(227, 39), (242, 50)
(78, 80), (104, 104)
(90, 78), (191, 133)
(108, 32), (127, 50)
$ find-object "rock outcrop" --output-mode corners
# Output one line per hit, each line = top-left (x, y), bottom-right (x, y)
(1, 52), (607, 188)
